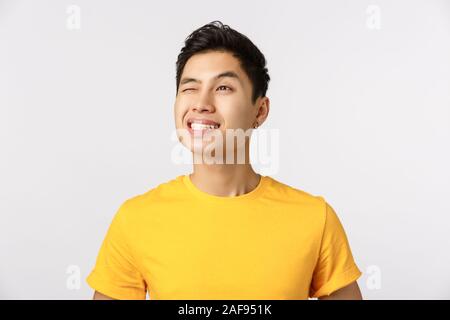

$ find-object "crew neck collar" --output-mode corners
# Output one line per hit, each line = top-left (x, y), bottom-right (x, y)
(181, 173), (269, 202)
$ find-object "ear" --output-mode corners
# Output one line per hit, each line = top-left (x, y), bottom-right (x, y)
(255, 96), (270, 126)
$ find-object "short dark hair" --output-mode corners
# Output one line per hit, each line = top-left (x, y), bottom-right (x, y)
(175, 21), (270, 105)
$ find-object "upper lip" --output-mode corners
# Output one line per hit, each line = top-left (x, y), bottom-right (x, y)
(186, 117), (221, 127)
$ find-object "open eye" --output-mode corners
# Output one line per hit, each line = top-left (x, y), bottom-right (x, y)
(217, 85), (232, 92)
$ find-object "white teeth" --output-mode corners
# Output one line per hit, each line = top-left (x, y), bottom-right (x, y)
(191, 122), (219, 130)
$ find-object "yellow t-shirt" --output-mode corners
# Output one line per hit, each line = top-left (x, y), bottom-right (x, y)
(86, 174), (362, 300)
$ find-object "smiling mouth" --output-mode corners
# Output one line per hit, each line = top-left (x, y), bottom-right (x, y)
(187, 121), (221, 130)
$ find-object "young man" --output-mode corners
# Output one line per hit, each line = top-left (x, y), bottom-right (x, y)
(87, 21), (363, 300)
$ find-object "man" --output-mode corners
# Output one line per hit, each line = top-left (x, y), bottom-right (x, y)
(87, 21), (363, 300)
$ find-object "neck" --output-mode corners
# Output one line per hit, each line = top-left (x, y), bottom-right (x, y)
(190, 145), (261, 197)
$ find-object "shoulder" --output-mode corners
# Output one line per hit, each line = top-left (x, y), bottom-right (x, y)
(264, 176), (331, 225)
(113, 175), (186, 220)
(266, 176), (328, 206)
(129, 175), (185, 203)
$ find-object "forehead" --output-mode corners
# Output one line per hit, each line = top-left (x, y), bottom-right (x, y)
(181, 51), (250, 87)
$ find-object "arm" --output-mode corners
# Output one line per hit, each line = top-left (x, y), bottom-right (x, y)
(318, 281), (363, 300)
(92, 290), (116, 300)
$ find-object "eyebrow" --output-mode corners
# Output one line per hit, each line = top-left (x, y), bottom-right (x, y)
(179, 71), (242, 86)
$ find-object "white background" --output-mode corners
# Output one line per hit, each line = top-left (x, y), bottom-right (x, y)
(1, 0), (449, 299)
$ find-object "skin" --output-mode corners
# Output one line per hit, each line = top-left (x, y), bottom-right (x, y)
(173, 50), (269, 197)
(93, 291), (116, 300)
(318, 281), (363, 300)
(92, 281), (363, 300)
(92, 50), (363, 300)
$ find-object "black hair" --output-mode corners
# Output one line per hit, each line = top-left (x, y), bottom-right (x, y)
(175, 21), (270, 105)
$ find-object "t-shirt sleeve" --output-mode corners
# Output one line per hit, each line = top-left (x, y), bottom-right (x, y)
(309, 200), (362, 298)
(86, 200), (148, 300)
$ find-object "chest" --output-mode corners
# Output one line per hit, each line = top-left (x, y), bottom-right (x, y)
(134, 206), (321, 299)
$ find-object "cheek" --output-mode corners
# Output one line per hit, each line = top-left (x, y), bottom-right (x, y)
(174, 101), (187, 124)
(221, 104), (252, 127)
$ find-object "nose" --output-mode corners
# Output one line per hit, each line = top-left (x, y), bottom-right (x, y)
(192, 105), (214, 113)
(191, 92), (215, 113)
